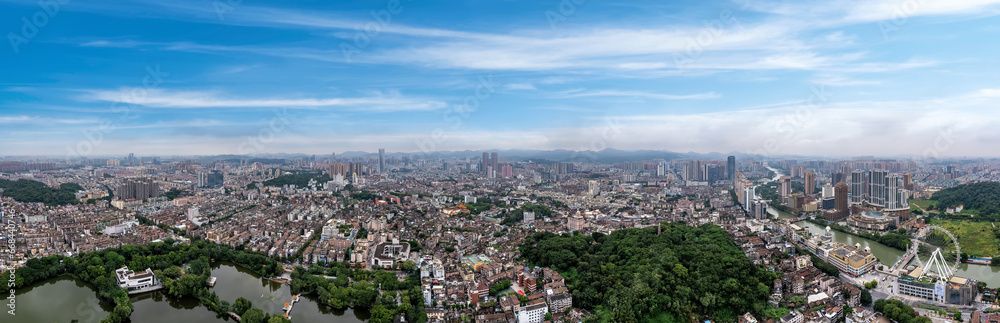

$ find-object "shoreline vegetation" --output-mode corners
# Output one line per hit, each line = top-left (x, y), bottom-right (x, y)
(4, 238), (424, 323)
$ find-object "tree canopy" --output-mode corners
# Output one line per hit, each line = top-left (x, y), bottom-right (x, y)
(931, 182), (1000, 218)
(0, 179), (83, 205)
(519, 223), (778, 323)
(873, 299), (931, 323)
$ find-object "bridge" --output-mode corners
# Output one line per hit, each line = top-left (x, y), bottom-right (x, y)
(888, 239), (919, 273)
(282, 295), (301, 319)
(788, 216), (808, 223)
(886, 225), (960, 279)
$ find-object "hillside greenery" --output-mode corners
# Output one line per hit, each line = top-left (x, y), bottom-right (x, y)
(0, 179), (83, 206)
(519, 223), (778, 323)
(931, 182), (1000, 219)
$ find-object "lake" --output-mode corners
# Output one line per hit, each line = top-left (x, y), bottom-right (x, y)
(7, 262), (369, 323)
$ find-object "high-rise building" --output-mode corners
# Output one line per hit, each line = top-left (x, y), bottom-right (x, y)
(328, 163), (349, 177)
(501, 164), (513, 178)
(780, 176), (792, 200)
(115, 177), (159, 200)
(727, 156), (736, 182)
(683, 160), (702, 181)
(490, 152), (499, 178)
(588, 180), (600, 196)
(834, 181), (850, 219)
(657, 163), (665, 177)
(704, 164), (724, 182)
(197, 170), (224, 188)
(903, 173), (913, 190)
(804, 171), (816, 195)
(850, 170), (869, 205)
(831, 172), (847, 188)
(481, 153), (490, 177)
(378, 149), (386, 174)
(868, 170), (889, 207)
(886, 174), (909, 209)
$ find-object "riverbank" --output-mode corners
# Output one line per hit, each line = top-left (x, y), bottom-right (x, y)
(926, 219), (1000, 258)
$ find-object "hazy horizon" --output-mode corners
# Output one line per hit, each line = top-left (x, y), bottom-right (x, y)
(3, 0), (999, 157)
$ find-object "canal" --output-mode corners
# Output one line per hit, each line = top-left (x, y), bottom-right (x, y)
(762, 164), (1000, 288)
(10, 262), (369, 323)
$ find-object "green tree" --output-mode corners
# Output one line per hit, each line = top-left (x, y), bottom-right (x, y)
(370, 304), (394, 323)
(233, 297), (253, 315)
(860, 289), (872, 306)
(241, 308), (265, 323)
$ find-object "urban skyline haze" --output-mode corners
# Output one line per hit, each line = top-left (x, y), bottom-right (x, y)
(1, 0), (999, 157)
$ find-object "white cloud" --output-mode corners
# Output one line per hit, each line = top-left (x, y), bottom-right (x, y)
(76, 88), (446, 112)
(0, 115), (99, 125)
(556, 89), (721, 100)
(503, 83), (536, 91)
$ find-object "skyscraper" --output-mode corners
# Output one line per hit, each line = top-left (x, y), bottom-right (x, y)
(490, 152), (499, 178)
(834, 181), (850, 219)
(378, 148), (386, 174)
(481, 153), (490, 177)
(868, 169), (888, 207)
(831, 172), (847, 188)
(850, 170), (868, 205)
(779, 176), (792, 200)
(727, 156), (736, 182)
(804, 171), (816, 195)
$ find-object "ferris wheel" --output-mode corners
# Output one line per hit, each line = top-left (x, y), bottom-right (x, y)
(911, 225), (961, 279)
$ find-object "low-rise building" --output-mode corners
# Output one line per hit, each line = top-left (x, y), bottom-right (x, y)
(518, 303), (548, 323)
(115, 266), (157, 291)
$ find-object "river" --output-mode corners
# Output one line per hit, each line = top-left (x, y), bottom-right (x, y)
(9, 262), (369, 323)
(760, 164), (1000, 288)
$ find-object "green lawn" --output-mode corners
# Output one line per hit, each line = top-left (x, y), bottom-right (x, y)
(910, 199), (938, 211)
(929, 219), (1000, 258)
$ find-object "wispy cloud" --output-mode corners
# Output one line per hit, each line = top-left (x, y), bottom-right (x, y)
(0, 115), (99, 124)
(76, 88), (447, 112)
(557, 89), (721, 100)
(503, 83), (536, 91)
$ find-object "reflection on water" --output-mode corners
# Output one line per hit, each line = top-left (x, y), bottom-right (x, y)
(205, 262), (370, 322)
(13, 262), (371, 323)
(9, 276), (113, 323)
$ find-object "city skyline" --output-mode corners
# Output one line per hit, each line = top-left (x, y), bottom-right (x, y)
(3, 0), (1000, 157)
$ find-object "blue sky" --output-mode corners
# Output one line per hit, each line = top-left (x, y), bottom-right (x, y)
(1, 0), (999, 158)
